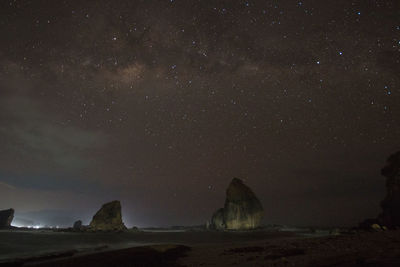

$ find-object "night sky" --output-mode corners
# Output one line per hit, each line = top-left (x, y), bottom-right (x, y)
(0, 0), (399, 228)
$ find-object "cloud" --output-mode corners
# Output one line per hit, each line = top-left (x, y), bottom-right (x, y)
(0, 180), (101, 215)
(0, 96), (107, 169)
(0, 181), (15, 190)
(0, 64), (109, 190)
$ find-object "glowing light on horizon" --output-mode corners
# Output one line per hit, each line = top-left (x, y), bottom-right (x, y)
(10, 223), (42, 229)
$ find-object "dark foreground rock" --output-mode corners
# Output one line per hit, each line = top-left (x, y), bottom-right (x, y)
(89, 201), (127, 231)
(379, 151), (400, 228)
(360, 151), (400, 230)
(208, 178), (264, 230)
(0, 208), (14, 228)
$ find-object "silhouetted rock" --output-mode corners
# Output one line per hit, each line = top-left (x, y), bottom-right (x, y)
(360, 151), (400, 230)
(379, 151), (400, 228)
(208, 178), (264, 230)
(89, 201), (127, 231)
(73, 220), (82, 230)
(0, 208), (14, 228)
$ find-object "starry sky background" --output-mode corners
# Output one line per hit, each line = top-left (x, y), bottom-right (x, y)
(0, 0), (399, 227)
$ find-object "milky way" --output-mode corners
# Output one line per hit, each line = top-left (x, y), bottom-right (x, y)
(0, 0), (399, 227)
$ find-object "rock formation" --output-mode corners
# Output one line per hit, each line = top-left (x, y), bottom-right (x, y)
(89, 201), (127, 231)
(379, 151), (400, 228)
(0, 208), (14, 228)
(210, 208), (225, 230)
(73, 220), (82, 230)
(359, 151), (400, 230)
(208, 178), (264, 230)
(130, 226), (139, 232)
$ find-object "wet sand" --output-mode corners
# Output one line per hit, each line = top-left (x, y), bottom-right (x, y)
(180, 230), (400, 266)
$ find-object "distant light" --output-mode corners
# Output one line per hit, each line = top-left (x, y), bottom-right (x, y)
(11, 223), (24, 228)
(338, 51), (343, 55)
(357, 11), (361, 15)
(316, 61), (320, 64)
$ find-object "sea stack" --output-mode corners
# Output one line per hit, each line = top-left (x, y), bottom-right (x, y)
(209, 178), (264, 230)
(72, 220), (83, 230)
(379, 151), (400, 228)
(0, 208), (14, 228)
(89, 201), (127, 231)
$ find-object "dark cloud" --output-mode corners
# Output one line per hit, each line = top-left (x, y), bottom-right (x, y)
(0, 65), (108, 192)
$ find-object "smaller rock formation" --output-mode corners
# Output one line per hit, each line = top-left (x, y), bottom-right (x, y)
(210, 208), (225, 230)
(89, 201), (126, 231)
(73, 220), (82, 230)
(360, 151), (400, 230)
(0, 208), (14, 228)
(359, 218), (380, 231)
(379, 151), (400, 228)
(208, 178), (264, 230)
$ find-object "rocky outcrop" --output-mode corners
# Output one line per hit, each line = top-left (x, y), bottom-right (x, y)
(0, 208), (14, 228)
(359, 151), (400, 230)
(379, 151), (400, 228)
(89, 201), (127, 231)
(210, 208), (225, 230)
(130, 226), (140, 232)
(73, 220), (82, 230)
(208, 178), (264, 230)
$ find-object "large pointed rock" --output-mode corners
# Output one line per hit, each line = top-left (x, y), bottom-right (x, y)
(379, 151), (400, 228)
(223, 178), (264, 229)
(89, 201), (126, 231)
(0, 208), (14, 228)
(208, 178), (264, 230)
